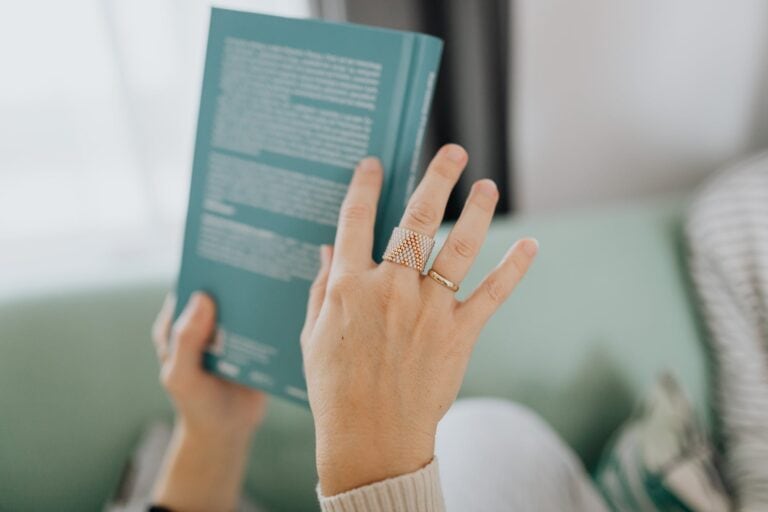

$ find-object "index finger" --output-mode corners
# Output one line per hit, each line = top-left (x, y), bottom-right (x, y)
(333, 157), (384, 271)
(398, 144), (468, 237)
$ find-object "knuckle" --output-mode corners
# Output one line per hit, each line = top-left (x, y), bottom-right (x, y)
(339, 202), (372, 224)
(509, 256), (526, 281)
(448, 235), (477, 259)
(483, 277), (507, 305)
(326, 284), (344, 304)
(309, 275), (328, 296)
(310, 263), (331, 293)
(406, 201), (438, 229)
(471, 192), (497, 213)
(431, 161), (459, 181)
(327, 274), (359, 301)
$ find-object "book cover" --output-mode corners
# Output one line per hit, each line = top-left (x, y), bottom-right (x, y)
(175, 8), (443, 405)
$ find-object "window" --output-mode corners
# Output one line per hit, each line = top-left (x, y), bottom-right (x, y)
(1, 0), (313, 291)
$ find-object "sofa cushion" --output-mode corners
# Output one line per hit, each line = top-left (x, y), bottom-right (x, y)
(0, 197), (707, 511)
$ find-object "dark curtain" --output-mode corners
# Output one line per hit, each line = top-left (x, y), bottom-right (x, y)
(317, 0), (513, 217)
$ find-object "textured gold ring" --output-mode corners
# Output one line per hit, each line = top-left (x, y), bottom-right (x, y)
(382, 226), (435, 273)
(427, 269), (460, 292)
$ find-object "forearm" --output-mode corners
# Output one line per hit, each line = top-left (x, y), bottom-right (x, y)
(153, 421), (253, 512)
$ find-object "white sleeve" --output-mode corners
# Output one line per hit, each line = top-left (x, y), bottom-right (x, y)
(317, 458), (445, 512)
(687, 171), (768, 512)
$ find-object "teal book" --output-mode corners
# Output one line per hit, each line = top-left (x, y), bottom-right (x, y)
(175, 8), (443, 405)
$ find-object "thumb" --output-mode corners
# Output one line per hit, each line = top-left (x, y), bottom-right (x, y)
(301, 245), (333, 350)
(164, 292), (216, 393)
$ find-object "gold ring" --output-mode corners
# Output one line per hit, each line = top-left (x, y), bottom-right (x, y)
(382, 226), (435, 273)
(427, 269), (459, 292)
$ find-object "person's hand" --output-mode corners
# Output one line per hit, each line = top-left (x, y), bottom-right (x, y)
(151, 292), (268, 512)
(152, 292), (268, 438)
(301, 144), (539, 496)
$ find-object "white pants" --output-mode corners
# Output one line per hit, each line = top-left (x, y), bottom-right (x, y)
(435, 399), (609, 512)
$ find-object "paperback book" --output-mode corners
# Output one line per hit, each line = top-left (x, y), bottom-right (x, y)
(176, 8), (443, 405)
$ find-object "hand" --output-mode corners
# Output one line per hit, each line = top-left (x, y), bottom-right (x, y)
(152, 292), (268, 438)
(301, 144), (538, 496)
(151, 292), (268, 512)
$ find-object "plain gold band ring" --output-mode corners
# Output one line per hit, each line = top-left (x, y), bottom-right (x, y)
(427, 269), (460, 292)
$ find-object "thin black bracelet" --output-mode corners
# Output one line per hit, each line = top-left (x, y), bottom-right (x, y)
(148, 506), (173, 512)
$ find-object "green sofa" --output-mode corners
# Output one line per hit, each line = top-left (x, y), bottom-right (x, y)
(0, 196), (709, 511)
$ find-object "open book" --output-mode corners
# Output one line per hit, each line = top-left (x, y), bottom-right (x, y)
(176, 8), (442, 405)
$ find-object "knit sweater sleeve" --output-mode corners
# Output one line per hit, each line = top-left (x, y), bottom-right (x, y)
(686, 152), (768, 512)
(317, 458), (446, 512)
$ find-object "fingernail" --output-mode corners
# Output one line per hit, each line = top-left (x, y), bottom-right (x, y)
(521, 238), (539, 257)
(358, 157), (379, 172)
(476, 179), (498, 197)
(444, 144), (467, 163)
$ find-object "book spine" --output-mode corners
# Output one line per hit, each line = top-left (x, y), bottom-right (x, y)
(374, 36), (443, 258)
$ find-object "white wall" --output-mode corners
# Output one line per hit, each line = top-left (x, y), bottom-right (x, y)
(514, 0), (768, 211)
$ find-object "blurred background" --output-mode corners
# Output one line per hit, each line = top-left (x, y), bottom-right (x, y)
(3, 1), (768, 510)
(2, 0), (768, 293)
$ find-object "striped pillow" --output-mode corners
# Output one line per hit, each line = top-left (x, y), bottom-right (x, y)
(595, 373), (731, 512)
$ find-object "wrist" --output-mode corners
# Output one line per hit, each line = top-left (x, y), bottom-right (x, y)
(153, 419), (254, 512)
(175, 416), (255, 453)
(315, 420), (435, 496)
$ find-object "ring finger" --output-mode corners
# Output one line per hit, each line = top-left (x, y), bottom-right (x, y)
(424, 179), (499, 300)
